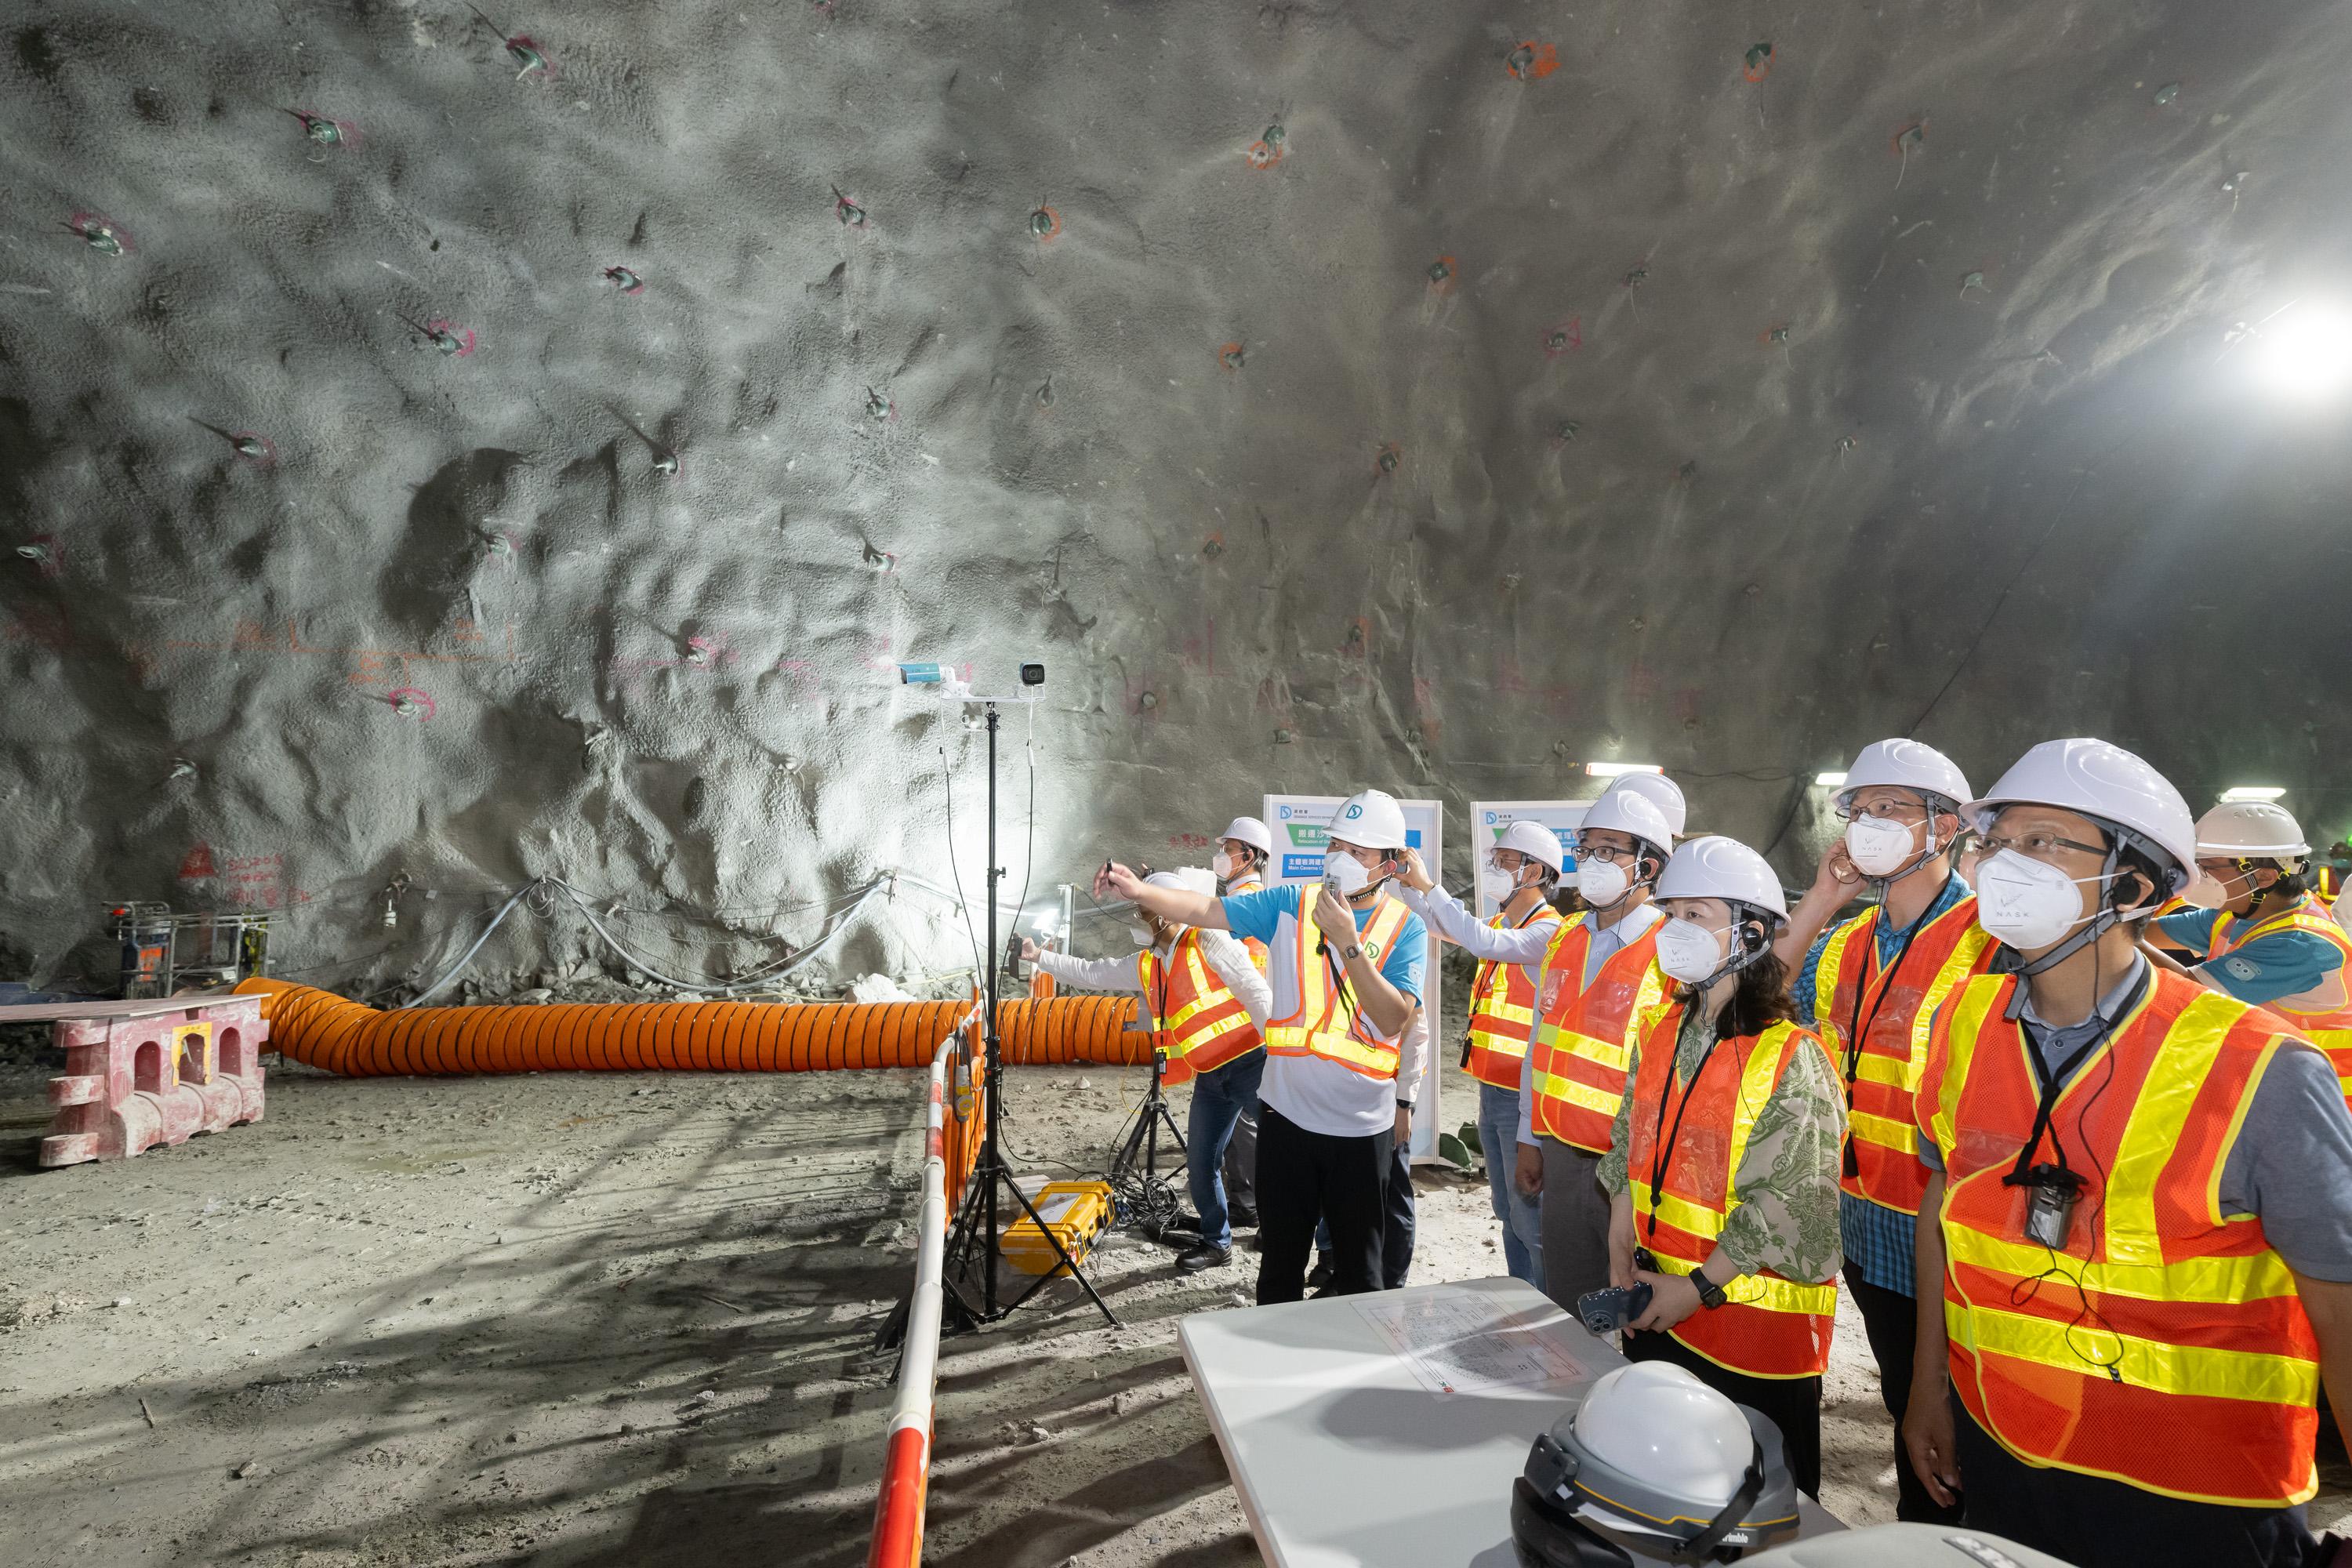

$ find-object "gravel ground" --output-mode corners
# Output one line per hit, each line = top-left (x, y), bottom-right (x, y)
(5, 1037), (2347, 1566)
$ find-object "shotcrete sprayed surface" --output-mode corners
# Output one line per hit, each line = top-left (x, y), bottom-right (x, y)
(5, 2), (2352, 988)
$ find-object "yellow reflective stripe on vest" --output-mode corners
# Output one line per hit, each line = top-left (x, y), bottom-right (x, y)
(1812, 914), (1867, 1022)
(1647, 1250), (1836, 1316)
(1474, 996), (1538, 1026)
(1634, 1022), (1806, 1239)
(1943, 1220), (2299, 1306)
(2103, 990), (2241, 1263)
(1946, 1299), (2318, 1406)
(1531, 1069), (1622, 1115)
(1848, 1107), (1917, 1154)
(1929, 976), (2008, 1157)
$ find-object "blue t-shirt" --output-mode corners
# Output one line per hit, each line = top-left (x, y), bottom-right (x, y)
(1221, 884), (1427, 1138)
(1221, 884), (1425, 1001)
(2154, 906), (2343, 1009)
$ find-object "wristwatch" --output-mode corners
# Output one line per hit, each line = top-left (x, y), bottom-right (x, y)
(1341, 944), (1363, 963)
(1396, 1098), (1414, 1111)
(1694, 1272), (1730, 1310)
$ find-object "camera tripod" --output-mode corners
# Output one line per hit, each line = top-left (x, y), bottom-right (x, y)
(1106, 1043), (1191, 1236)
(878, 699), (1118, 1351)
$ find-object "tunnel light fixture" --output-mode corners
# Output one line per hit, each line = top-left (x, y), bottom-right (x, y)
(1585, 761), (1664, 778)
(2220, 786), (2288, 803)
(2245, 300), (2352, 403)
(1813, 771), (1849, 789)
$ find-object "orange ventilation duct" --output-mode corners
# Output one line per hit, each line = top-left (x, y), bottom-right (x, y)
(234, 979), (1150, 1078)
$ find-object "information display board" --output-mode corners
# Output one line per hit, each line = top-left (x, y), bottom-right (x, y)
(1468, 800), (1594, 920)
(1262, 793), (1443, 1160)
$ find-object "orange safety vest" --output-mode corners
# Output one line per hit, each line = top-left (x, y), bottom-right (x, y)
(1136, 928), (1262, 1078)
(1526, 914), (1667, 1153)
(1623, 1004), (1838, 1378)
(2201, 895), (2352, 1103)
(1261, 885), (1414, 1080)
(1463, 901), (1554, 1091)
(1228, 876), (1272, 974)
(1807, 896), (1997, 1214)
(1918, 967), (2322, 1507)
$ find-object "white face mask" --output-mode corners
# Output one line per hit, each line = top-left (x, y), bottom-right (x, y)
(1654, 917), (1730, 983)
(1130, 922), (1157, 947)
(1844, 815), (1921, 878)
(1577, 858), (1632, 907)
(1212, 850), (1237, 881)
(1973, 849), (2110, 950)
(1323, 851), (1374, 898)
(1481, 866), (1520, 906)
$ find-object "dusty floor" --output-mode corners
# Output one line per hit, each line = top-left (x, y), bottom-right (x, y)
(5, 1042), (2350, 1567)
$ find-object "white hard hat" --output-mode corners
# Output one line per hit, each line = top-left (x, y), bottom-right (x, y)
(2195, 801), (2311, 862)
(1494, 818), (1566, 875)
(1606, 773), (1686, 838)
(1577, 787), (1675, 861)
(1217, 815), (1275, 855)
(1329, 788), (1410, 851)
(1145, 866), (1218, 898)
(1656, 835), (1789, 924)
(1835, 739), (1971, 815)
(1968, 739), (2198, 895)
(1573, 1363), (1758, 1516)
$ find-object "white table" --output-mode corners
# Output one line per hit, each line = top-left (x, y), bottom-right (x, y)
(1180, 1276), (1842, 1567)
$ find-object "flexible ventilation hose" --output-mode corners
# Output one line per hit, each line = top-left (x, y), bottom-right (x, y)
(235, 979), (1149, 1077)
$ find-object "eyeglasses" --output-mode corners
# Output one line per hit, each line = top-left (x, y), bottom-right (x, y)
(1835, 798), (1930, 824)
(1979, 830), (2106, 863)
(1577, 843), (1641, 865)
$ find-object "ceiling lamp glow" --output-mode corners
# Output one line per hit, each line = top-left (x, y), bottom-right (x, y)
(2245, 301), (2352, 402)
(1585, 761), (1664, 777)
(1813, 771), (1848, 788)
(2220, 786), (2288, 803)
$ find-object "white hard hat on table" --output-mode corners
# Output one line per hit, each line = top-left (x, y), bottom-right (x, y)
(2194, 801), (2311, 862)
(1835, 739), (1972, 815)
(1577, 787), (1675, 860)
(1217, 816), (1275, 855)
(1966, 738), (2198, 895)
(1656, 835), (1790, 924)
(1494, 818), (1566, 874)
(1606, 772), (1686, 838)
(1573, 1363), (1757, 1514)
(1329, 789), (1410, 850)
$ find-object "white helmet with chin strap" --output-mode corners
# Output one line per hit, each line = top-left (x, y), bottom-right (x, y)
(1217, 815), (1276, 856)
(1835, 739), (1972, 885)
(2194, 801), (2311, 866)
(1833, 739), (1972, 817)
(1606, 771), (1687, 839)
(1328, 789), (1410, 851)
(1966, 739), (2196, 975)
(1494, 818), (1566, 876)
(1653, 836), (1787, 989)
(1573, 786), (1675, 912)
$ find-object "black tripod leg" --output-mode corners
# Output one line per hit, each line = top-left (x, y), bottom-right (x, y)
(994, 1167), (1120, 1328)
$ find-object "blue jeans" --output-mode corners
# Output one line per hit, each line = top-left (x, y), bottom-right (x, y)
(1479, 1081), (1544, 1289)
(1186, 1051), (1266, 1250)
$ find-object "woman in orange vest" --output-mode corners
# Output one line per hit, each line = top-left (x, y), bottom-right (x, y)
(1599, 834), (1846, 1498)
(1904, 739), (2352, 1568)
(1394, 817), (1567, 1288)
(1025, 868), (1272, 1273)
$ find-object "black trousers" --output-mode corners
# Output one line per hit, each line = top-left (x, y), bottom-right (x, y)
(1846, 1272), (1962, 1525)
(1625, 1327), (1822, 1499)
(1951, 1397), (2317, 1568)
(1257, 1105), (1392, 1303)
(1382, 1136), (1415, 1289)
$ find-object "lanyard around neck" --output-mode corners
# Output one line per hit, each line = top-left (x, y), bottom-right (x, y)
(1646, 1008), (1723, 1240)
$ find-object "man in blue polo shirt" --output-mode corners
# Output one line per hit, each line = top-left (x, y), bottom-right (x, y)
(1102, 788), (1426, 1301)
